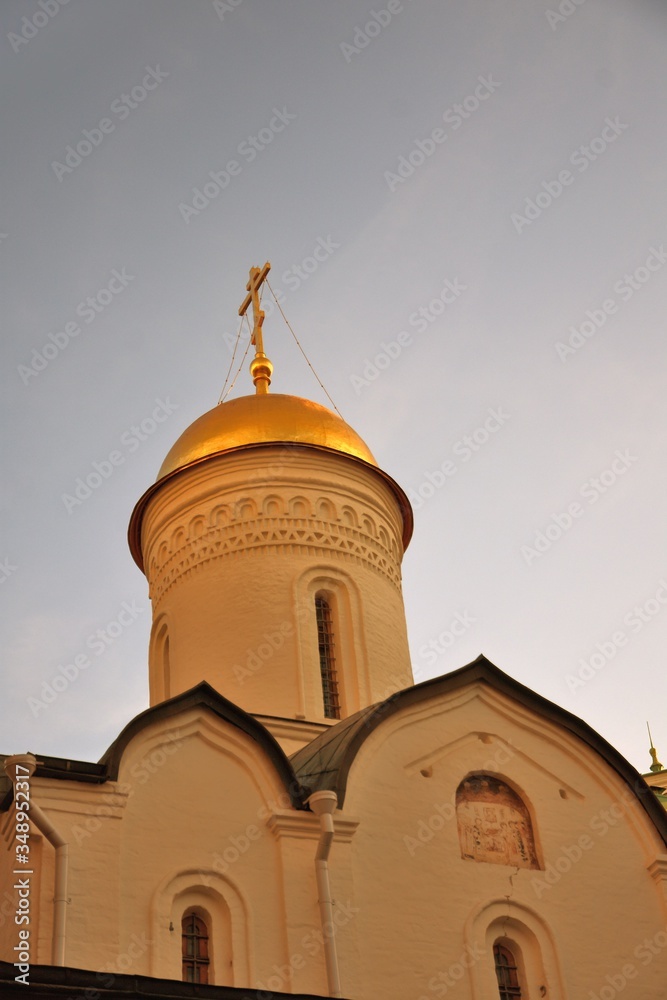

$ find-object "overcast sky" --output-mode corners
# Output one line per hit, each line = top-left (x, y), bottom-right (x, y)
(2, 0), (666, 774)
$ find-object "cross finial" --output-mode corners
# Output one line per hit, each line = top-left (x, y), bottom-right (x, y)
(239, 262), (272, 394)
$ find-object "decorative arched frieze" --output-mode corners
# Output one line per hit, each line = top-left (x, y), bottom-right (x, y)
(147, 493), (402, 608)
(262, 494), (284, 517)
(289, 495), (311, 518)
(190, 516), (205, 539)
(211, 504), (230, 528)
(316, 498), (336, 520)
(341, 505), (358, 528)
(235, 497), (257, 520)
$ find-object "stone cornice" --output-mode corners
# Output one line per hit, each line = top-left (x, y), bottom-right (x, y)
(266, 809), (360, 843)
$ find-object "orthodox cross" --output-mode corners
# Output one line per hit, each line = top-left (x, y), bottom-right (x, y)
(239, 262), (273, 393)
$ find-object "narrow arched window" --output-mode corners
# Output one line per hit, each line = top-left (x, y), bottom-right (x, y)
(493, 943), (522, 999)
(182, 912), (209, 983)
(315, 595), (340, 719)
(162, 632), (171, 701)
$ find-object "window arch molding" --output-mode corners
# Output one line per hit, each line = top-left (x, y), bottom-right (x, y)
(150, 869), (252, 984)
(293, 566), (370, 720)
(148, 613), (173, 702)
(464, 899), (565, 1000)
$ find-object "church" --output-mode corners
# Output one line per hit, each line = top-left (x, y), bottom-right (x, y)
(2, 266), (667, 1000)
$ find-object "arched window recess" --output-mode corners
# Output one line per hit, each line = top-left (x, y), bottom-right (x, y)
(315, 594), (340, 719)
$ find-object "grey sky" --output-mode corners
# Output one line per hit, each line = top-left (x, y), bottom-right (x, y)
(2, 0), (666, 772)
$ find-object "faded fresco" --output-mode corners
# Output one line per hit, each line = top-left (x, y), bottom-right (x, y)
(456, 774), (539, 869)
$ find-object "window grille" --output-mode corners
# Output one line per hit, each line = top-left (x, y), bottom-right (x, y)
(182, 912), (210, 984)
(493, 943), (522, 999)
(315, 596), (340, 719)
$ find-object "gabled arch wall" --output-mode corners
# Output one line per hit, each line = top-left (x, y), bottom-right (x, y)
(111, 709), (301, 982)
(333, 681), (667, 999)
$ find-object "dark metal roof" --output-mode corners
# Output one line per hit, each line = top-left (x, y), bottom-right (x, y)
(0, 753), (107, 812)
(0, 961), (336, 1000)
(289, 654), (667, 845)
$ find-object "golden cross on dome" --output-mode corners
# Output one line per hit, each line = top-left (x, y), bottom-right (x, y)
(239, 262), (273, 394)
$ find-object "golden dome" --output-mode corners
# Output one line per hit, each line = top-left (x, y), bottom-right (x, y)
(157, 393), (377, 480)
